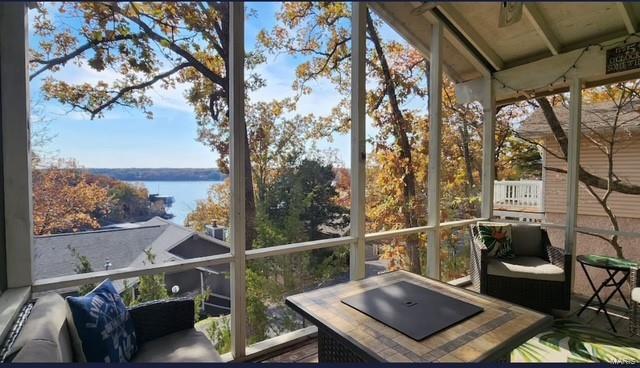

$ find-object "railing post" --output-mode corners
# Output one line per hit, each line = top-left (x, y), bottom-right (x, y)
(0, 2), (33, 288)
(229, 1), (247, 359)
(350, 1), (366, 281)
(481, 74), (496, 220)
(566, 78), (582, 291)
(427, 20), (443, 280)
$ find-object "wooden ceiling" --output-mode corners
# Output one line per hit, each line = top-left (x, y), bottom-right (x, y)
(370, 2), (640, 105)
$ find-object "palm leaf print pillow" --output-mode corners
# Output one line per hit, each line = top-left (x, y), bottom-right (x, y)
(476, 222), (515, 259)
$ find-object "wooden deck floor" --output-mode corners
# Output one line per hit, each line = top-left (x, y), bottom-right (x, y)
(256, 297), (638, 363)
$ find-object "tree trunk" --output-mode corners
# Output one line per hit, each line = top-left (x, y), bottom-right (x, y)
(538, 96), (629, 258)
(536, 97), (640, 195)
(458, 122), (475, 196)
(367, 11), (421, 274)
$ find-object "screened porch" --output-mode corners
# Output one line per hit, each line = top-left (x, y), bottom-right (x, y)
(1, 1), (640, 363)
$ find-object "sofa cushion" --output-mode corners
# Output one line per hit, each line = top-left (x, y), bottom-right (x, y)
(11, 340), (61, 363)
(510, 223), (543, 257)
(131, 329), (223, 363)
(66, 279), (137, 362)
(475, 222), (515, 259)
(633, 288), (640, 304)
(487, 256), (564, 282)
(9, 293), (73, 363)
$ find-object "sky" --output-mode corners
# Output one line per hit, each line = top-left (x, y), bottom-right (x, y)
(30, 2), (408, 169)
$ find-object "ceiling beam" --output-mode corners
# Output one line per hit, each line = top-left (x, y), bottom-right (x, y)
(523, 3), (561, 55)
(455, 34), (640, 105)
(410, 3), (438, 16)
(437, 3), (504, 71)
(617, 2), (638, 34)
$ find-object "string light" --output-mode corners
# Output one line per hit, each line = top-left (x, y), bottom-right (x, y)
(493, 32), (640, 96)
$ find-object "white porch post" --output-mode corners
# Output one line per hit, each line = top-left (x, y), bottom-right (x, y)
(481, 76), (496, 219)
(229, 1), (247, 359)
(349, 1), (366, 281)
(0, 3), (33, 288)
(565, 78), (582, 290)
(426, 20), (443, 279)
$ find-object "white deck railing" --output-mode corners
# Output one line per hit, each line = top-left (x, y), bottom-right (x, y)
(494, 180), (543, 211)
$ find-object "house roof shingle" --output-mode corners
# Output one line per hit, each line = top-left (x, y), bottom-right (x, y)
(519, 100), (640, 138)
(33, 217), (229, 285)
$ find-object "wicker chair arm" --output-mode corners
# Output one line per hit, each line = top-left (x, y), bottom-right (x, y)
(469, 224), (489, 292)
(545, 245), (567, 269)
(631, 266), (639, 288)
(540, 229), (564, 268)
(128, 298), (194, 344)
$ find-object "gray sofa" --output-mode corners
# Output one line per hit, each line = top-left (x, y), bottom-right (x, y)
(5, 293), (223, 363)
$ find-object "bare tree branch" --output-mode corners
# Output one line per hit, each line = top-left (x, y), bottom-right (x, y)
(80, 62), (190, 118)
(536, 97), (640, 195)
(29, 32), (146, 81)
(118, 2), (227, 89)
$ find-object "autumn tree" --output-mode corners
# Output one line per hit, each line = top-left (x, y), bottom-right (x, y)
(259, 3), (428, 273)
(33, 159), (110, 235)
(103, 181), (158, 224)
(30, 1), (263, 249)
(259, 3), (537, 277)
(247, 98), (312, 203)
(185, 179), (231, 232)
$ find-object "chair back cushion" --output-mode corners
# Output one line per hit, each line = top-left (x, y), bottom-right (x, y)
(10, 294), (74, 362)
(66, 279), (137, 362)
(510, 223), (543, 257)
(474, 222), (516, 259)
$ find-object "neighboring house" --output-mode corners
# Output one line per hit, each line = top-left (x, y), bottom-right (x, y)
(34, 217), (231, 316)
(517, 101), (640, 300)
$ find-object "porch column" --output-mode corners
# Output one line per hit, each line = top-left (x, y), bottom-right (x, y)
(229, 1), (247, 358)
(426, 20), (443, 279)
(481, 76), (496, 219)
(0, 3), (33, 288)
(565, 78), (582, 290)
(349, 1), (366, 281)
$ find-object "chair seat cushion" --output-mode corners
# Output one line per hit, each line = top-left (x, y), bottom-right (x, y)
(487, 256), (564, 282)
(633, 288), (640, 304)
(131, 329), (223, 363)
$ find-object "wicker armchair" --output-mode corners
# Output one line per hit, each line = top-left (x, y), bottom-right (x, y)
(470, 222), (571, 312)
(630, 267), (640, 336)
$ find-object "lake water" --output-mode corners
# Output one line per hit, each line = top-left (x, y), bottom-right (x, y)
(127, 181), (223, 226)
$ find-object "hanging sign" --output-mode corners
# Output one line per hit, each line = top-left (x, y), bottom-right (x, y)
(606, 42), (640, 74)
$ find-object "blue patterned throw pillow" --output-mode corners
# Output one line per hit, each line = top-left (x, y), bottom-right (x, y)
(66, 279), (137, 362)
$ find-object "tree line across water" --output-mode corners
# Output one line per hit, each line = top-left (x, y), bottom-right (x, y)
(86, 168), (226, 182)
